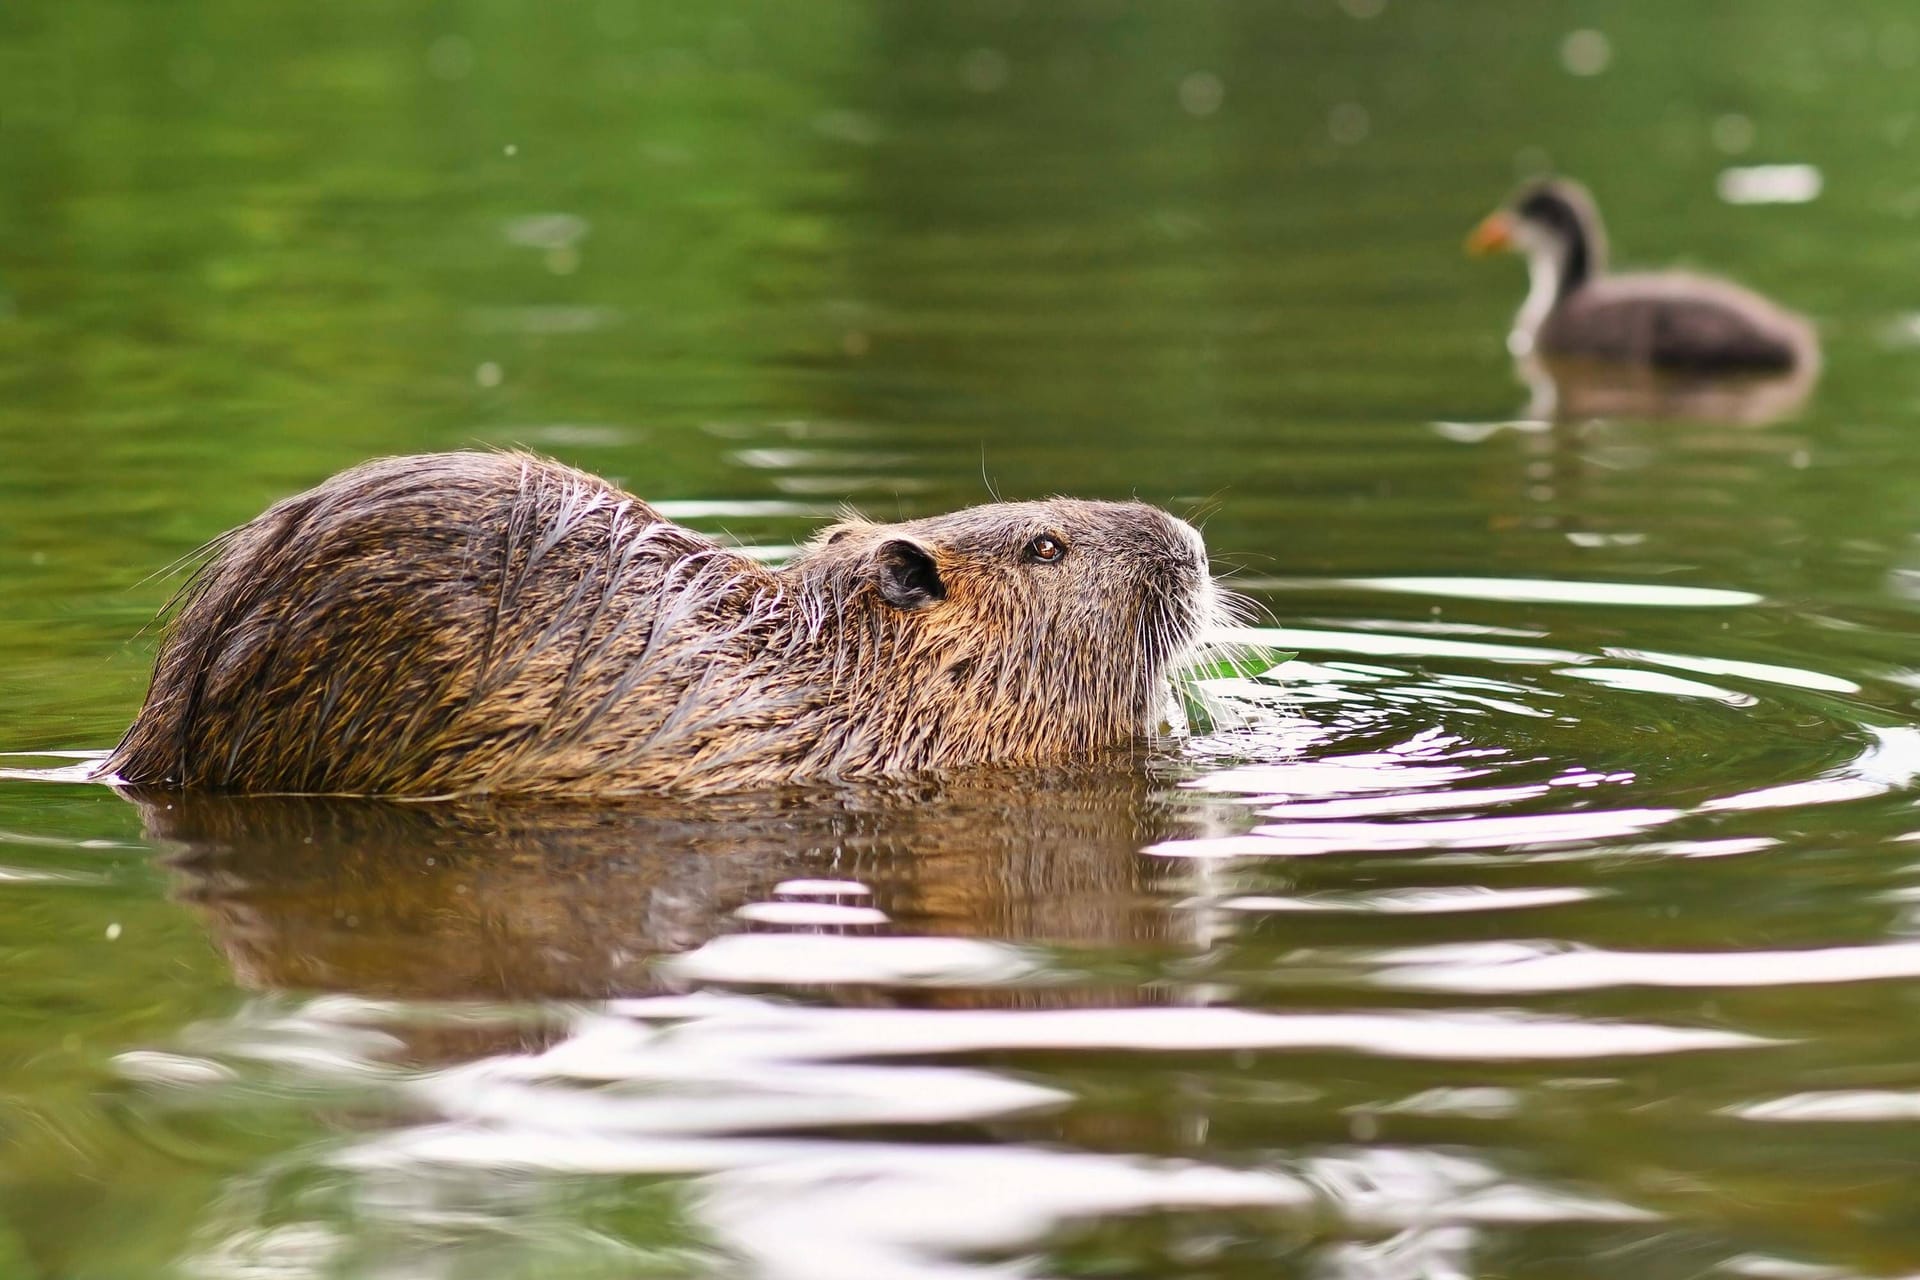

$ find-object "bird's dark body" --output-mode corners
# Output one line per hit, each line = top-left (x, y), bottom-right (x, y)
(1539, 273), (1808, 372)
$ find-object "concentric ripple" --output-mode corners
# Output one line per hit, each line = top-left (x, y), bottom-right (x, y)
(1164, 576), (1914, 862)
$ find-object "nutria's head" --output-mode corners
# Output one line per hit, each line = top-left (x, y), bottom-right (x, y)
(785, 498), (1220, 765)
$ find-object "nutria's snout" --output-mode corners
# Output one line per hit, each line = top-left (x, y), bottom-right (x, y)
(1137, 509), (1218, 666)
(105, 452), (1227, 798)
(797, 495), (1217, 696)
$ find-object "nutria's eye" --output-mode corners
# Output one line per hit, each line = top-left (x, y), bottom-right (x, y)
(1023, 535), (1065, 564)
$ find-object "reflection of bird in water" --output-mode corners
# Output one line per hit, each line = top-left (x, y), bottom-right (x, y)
(1458, 405), (1812, 563)
(1513, 349), (1817, 427)
(1468, 177), (1819, 381)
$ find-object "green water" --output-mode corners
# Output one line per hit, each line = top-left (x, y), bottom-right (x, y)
(9, 1), (1920, 1276)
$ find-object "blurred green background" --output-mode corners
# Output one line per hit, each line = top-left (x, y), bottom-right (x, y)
(10, 2), (1920, 1276)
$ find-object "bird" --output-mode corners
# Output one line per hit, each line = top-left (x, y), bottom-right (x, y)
(1466, 177), (1817, 374)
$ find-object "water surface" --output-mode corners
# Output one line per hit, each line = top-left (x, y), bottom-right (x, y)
(7, 2), (1920, 1276)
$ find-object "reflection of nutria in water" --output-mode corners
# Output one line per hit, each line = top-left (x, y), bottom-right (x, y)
(135, 783), (1232, 1181)
(106, 451), (1225, 797)
(142, 791), (796, 1001)
(133, 774), (1209, 1020)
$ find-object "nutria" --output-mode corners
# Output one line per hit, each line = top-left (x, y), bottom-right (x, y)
(1467, 177), (1818, 373)
(104, 451), (1221, 797)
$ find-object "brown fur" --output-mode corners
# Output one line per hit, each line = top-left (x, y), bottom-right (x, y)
(104, 451), (1219, 797)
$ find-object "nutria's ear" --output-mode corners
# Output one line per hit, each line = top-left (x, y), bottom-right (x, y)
(873, 538), (945, 610)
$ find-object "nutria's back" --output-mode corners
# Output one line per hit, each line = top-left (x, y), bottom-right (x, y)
(106, 452), (1218, 797)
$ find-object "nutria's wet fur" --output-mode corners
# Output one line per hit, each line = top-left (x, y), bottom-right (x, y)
(105, 451), (1220, 797)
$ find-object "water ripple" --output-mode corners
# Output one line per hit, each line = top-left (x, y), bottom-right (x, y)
(1375, 938), (1920, 992)
(1150, 809), (1681, 859)
(592, 998), (1766, 1061)
(665, 934), (1043, 986)
(1218, 886), (1598, 915)
(1259, 576), (1764, 609)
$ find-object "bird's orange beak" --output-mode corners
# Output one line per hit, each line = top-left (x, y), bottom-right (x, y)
(1465, 210), (1514, 256)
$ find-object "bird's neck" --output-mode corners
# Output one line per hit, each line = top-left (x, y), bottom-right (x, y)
(1530, 227), (1593, 301)
(1512, 230), (1596, 355)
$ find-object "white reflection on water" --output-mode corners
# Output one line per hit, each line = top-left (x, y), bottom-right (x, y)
(1370, 1086), (1523, 1119)
(413, 1014), (1071, 1135)
(1254, 783), (1552, 820)
(1219, 886), (1597, 915)
(666, 934), (1041, 986)
(1702, 725), (1920, 813)
(1727, 1091), (1920, 1123)
(735, 543), (805, 562)
(1244, 807), (1678, 853)
(1720, 1255), (1859, 1280)
(730, 447), (914, 471)
(1183, 756), (1495, 802)
(1218, 625), (1585, 665)
(1716, 163), (1823, 205)
(1557, 664), (1756, 706)
(1146, 809), (1679, 860)
(581, 997), (1763, 1061)
(0, 859), (104, 882)
(684, 1144), (1647, 1280)
(1430, 418), (1552, 443)
(1318, 1222), (1482, 1280)
(652, 499), (832, 520)
(193, 1224), (343, 1280)
(1295, 577), (1761, 609)
(167, 999), (408, 1082)
(115, 1050), (241, 1088)
(142, 989), (1729, 1280)
(771, 473), (936, 495)
(1305, 1147), (1652, 1227)
(732, 901), (891, 927)
(1375, 937), (1920, 992)
(0, 749), (108, 784)
(347, 1020), (1701, 1280)
(1604, 647), (1861, 695)
(686, 1145), (1306, 1280)
(770, 879), (873, 897)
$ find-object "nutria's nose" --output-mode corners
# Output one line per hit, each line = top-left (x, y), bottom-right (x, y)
(1174, 515), (1208, 567)
(1157, 512), (1209, 577)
